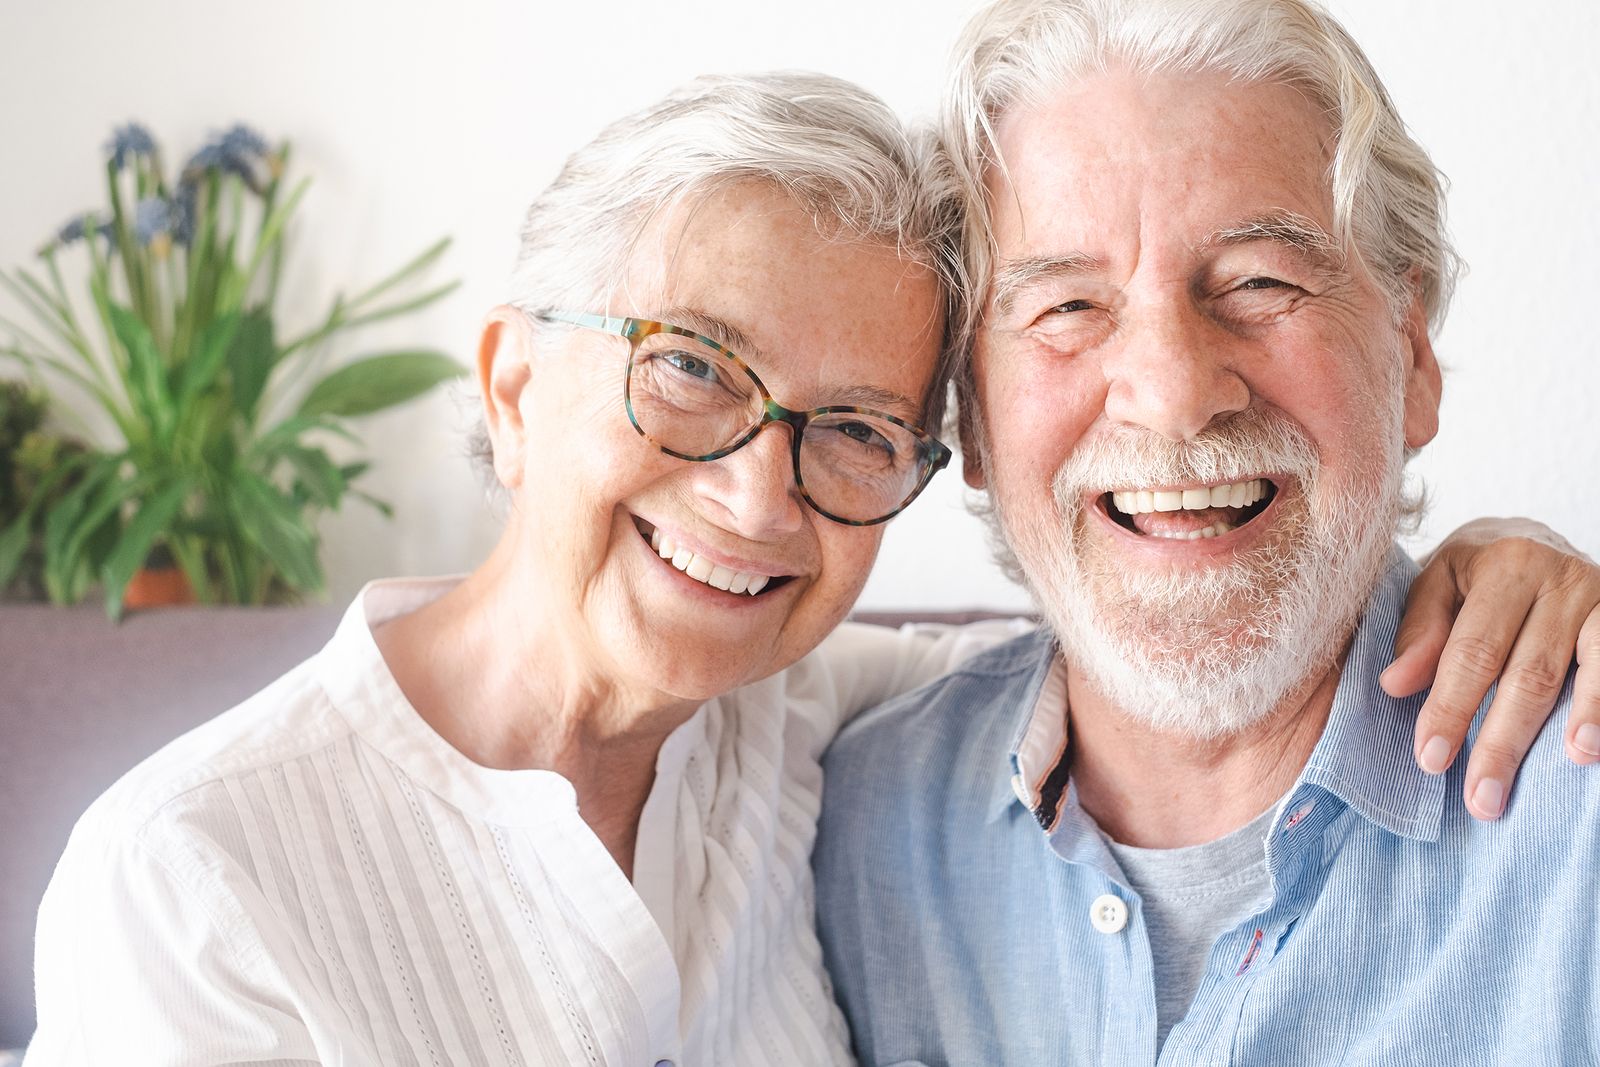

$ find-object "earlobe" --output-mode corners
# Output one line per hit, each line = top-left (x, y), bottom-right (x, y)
(1399, 290), (1442, 450)
(478, 305), (535, 489)
(957, 401), (988, 490)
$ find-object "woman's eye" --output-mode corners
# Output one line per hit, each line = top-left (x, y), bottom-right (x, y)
(838, 421), (893, 453)
(664, 352), (718, 380)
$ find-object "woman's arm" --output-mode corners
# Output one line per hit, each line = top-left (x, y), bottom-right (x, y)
(1382, 517), (1600, 819)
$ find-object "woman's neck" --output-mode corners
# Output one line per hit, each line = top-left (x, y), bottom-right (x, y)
(372, 542), (701, 878)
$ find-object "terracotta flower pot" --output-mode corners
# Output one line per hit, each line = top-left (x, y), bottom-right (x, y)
(123, 566), (195, 611)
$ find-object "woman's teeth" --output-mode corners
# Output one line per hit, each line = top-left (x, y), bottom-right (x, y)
(1110, 478), (1268, 515)
(650, 529), (770, 596)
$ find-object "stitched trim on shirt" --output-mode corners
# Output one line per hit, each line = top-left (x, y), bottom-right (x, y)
(493, 826), (602, 1066)
(389, 761), (522, 1066)
(329, 751), (444, 1067)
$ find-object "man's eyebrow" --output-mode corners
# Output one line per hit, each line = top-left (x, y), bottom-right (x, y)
(1199, 211), (1348, 273)
(989, 252), (1103, 316)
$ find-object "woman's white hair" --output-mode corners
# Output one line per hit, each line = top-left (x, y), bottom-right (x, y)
(942, 0), (1462, 335)
(468, 71), (966, 488)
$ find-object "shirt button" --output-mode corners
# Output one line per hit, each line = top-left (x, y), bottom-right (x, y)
(1090, 893), (1128, 934)
(655, 1061), (674, 1067)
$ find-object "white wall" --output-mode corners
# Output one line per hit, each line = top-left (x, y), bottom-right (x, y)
(2, 0), (1595, 612)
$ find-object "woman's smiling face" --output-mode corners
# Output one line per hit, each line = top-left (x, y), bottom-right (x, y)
(480, 182), (946, 704)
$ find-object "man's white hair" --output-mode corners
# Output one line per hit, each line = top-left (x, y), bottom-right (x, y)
(941, 0), (1462, 335)
(469, 71), (966, 489)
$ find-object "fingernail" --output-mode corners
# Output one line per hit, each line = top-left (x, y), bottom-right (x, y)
(1418, 735), (1452, 774)
(1472, 778), (1506, 819)
(1575, 724), (1600, 757)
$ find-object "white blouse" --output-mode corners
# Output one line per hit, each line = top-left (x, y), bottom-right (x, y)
(26, 577), (1025, 1066)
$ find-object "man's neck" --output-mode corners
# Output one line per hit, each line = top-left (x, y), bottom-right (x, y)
(1065, 657), (1346, 849)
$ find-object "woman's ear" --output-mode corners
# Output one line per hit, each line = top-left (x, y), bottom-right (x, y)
(478, 305), (536, 491)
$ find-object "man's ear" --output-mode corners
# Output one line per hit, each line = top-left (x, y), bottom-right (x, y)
(955, 376), (988, 490)
(478, 305), (536, 490)
(1398, 280), (1442, 450)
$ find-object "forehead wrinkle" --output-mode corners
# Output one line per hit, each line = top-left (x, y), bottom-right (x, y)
(1198, 210), (1348, 274)
(990, 252), (1104, 315)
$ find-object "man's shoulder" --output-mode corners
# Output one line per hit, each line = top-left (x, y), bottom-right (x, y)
(821, 626), (1055, 809)
(1470, 664), (1596, 826)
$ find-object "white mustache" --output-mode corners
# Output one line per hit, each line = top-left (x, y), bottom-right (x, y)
(1051, 408), (1320, 504)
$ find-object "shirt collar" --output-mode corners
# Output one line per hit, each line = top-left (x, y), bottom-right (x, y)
(999, 546), (1447, 843)
(1297, 548), (1446, 842)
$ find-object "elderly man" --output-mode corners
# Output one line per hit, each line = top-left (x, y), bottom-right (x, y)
(813, 0), (1599, 1063)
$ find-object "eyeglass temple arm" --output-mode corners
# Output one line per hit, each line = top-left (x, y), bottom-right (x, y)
(539, 311), (632, 336)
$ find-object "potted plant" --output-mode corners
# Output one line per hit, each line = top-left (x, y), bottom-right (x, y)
(0, 380), (92, 601)
(0, 123), (463, 618)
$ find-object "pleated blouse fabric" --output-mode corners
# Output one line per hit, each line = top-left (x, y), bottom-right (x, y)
(26, 577), (1023, 1066)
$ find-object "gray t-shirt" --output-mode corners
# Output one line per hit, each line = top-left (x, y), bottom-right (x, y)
(1105, 803), (1279, 1048)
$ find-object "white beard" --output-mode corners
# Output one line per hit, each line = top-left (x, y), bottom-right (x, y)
(994, 403), (1405, 741)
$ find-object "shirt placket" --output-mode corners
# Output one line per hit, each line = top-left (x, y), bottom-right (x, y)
(1153, 785), (1345, 1067)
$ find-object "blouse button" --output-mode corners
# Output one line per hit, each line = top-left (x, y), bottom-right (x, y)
(1089, 893), (1128, 934)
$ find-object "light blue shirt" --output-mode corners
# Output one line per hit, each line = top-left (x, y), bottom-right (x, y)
(814, 550), (1597, 1066)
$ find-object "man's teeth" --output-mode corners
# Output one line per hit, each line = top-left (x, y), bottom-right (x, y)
(650, 529), (771, 596)
(1148, 521), (1234, 541)
(1110, 478), (1268, 515)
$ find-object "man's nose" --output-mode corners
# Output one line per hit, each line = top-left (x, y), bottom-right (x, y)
(691, 422), (806, 538)
(1101, 303), (1251, 440)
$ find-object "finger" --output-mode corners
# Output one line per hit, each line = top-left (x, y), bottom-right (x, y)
(1460, 598), (1587, 819)
(1566, 610), (1600, 766)
(1411, 580), (1535, 776)
(1383, 558), (1461, 699)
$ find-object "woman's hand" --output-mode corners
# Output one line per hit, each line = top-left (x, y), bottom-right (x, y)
(1382, 517), (1600, 820)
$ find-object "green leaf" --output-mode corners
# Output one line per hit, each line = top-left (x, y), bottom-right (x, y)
(229, 471), (323, 593)
(351, 488), (395, 520)
(101, 479), (189, 620)
(228, 309), (277, 420)
(42, 457), (129, 603)
(279, 445), (346, 509)
(346, 236), (451, 310)
(296, 350), (463, 419)
(107, 303), (173, 440)
(0, 516), (31, 590)
(174, 311), (241, 411)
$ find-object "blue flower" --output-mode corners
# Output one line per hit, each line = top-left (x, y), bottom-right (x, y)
(133, 197), (175, 246)
(182, 123), (273, 192)
(171, 184), (198, 245)
(105, 123), (156, 170)
(56, 215), (90, 244)
(218, 124), (269, 160)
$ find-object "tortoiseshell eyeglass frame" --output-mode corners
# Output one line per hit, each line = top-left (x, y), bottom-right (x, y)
(538, 311), (953, 527)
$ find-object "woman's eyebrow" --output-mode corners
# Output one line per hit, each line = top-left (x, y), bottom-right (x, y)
(657, 304), (765, 359)
(657, 304), (919, 415)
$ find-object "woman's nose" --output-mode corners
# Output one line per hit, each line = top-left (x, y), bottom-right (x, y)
(690, 422), (806, 538)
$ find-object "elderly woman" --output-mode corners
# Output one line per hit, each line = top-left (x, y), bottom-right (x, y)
(25, 73), (1600, 1065)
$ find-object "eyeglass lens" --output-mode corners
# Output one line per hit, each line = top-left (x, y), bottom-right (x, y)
(626, 332), (929, 523)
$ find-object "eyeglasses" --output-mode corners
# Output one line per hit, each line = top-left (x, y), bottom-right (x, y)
(539, 311), (952, 526)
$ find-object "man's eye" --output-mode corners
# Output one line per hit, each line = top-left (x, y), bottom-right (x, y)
(1049, 298), (1096, 314)
(1237, 276), (1292, 291)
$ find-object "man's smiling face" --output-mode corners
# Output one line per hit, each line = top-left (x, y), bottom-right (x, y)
(967, 68), (1443, 736)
